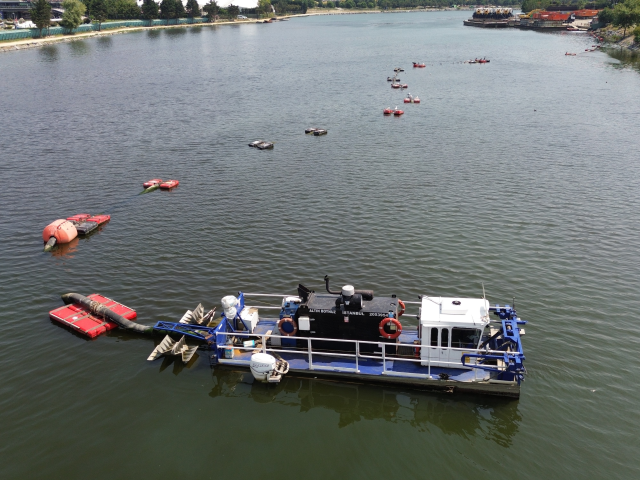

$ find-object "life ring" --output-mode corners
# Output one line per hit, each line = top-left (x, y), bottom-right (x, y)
(379, 317), (402, 340)
(397, 299), (406, 317)
(278, 317), (297, 336)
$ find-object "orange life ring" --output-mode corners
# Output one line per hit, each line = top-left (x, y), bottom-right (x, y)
(379, 317), (402, 340)
(397, 299), (406, 317)
(278, 317), (298, 336)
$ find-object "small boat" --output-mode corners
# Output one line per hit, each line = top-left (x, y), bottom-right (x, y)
(391, 83), (401, 89)
(249, 140), (263, 147)
(159, 180), (179, 189)
(387, 77), (394, 81)
(161, 276), (528, 397)
(394, 67), (405, 72)
(478, 59), (488, 64)
(565, 52), (576, 56)
(383, 107), (393, 115)
(393, 107), (404, 116)
(142, 178), (162, 188)
(414, 96), (420, 104)
(256, 142), (274, 150)
(305, 128), (317, 134)
(313, 129), (327, 136)
(412, 62), (426, 68)
(404, 94), (413, 104)
(400, 84), (408, 89)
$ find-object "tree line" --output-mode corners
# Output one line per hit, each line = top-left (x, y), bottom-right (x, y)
(29, 0), (248, 36)
(597, 0), (640, 38)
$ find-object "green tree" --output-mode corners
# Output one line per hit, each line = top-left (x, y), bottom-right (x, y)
(227, 3), (240, 17)
(175, 0), (186, 18)
(598, 7), (614, 26)
(613, 4), (634, 36)
(160, 0), (176, 19)
(89, 0), (108, 30)
(203, 0), (219, 20)
(186, 0), (201, 16)
(30, 0), (52, 37)
(61, 0), (87, 32)
(257, 0), (272, 16)
(142, 0), (160, 19)
(343, 0), (355, 7)
(114, 0), (141, 18)
(326, 1), (334, 6)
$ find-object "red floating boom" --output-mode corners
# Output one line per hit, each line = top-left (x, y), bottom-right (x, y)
(49, 293), (137, 338)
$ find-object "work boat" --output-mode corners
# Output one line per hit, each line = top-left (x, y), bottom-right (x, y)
(154, 277), (527, 398)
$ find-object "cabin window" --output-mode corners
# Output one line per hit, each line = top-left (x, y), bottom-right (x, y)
(430, 328), (438, 346)
(440, 328), (449, 347)
(451, 328), (482, 348)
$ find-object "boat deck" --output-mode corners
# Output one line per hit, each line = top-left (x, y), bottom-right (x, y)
(222, 320), (488, 383)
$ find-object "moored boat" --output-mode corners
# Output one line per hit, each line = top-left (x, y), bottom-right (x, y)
(148, 276), (528, 397)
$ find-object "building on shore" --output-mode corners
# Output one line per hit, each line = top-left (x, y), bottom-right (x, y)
(0, 1), (63, 22)
(463, 7), (513, 28)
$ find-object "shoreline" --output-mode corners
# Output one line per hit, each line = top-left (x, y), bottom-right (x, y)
(0, 8), (469, 53)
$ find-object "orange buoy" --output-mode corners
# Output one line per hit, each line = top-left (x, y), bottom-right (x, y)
(43, 220), (78, 251)
(398, 299), (406, 317)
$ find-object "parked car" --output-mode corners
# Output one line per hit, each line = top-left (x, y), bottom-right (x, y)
(237, 15), (248, 19)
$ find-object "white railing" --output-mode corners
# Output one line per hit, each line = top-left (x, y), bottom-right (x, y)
(214, 330), (509, 380)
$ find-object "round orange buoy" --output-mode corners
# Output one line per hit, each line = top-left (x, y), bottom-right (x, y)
(398, 299), (406, 317)
(43, 220), (77, 244)
(379, 317), (402, 340)
(278, 317), (298, 336)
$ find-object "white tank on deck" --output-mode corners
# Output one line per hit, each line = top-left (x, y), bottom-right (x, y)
(221, 295), (238, 319)
(341, 285), (355, 297)
(250, 353), (276, 382)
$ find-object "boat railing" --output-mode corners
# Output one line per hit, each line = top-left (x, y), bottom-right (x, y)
(214, 330), (512, 380)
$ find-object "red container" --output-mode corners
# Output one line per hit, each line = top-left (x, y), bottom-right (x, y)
(86, 214), (111, 225)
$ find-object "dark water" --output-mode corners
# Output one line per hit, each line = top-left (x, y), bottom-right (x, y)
(1, 11), (639, 479)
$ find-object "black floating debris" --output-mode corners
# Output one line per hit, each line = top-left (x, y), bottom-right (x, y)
(249, 140), (274, 149)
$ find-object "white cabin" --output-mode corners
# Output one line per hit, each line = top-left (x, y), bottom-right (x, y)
(419, 297), (491, 368)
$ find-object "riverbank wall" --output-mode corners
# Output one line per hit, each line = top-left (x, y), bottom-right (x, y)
(0, 8), (472, 53)
(0, 18), (211, 42)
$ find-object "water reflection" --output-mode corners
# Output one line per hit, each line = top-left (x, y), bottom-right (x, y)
(96, 36), (113, 50)
(39, 45), (59, 62)
(147, 30), (161, 40)
(165, 28), (187, 37)
(69, 40), (90, 56)
(209, 368), (521, 446)
(604, 48), (640, 72)
(50, 236), (80, 257)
